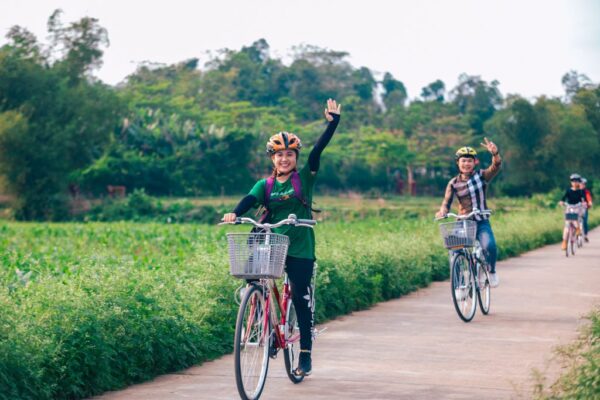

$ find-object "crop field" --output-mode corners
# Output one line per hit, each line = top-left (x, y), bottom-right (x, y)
(1, 197), (598, 399)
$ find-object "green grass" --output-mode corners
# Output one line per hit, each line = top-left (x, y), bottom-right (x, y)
(0, 198), (598, 399)
(533, 308), (600, 399)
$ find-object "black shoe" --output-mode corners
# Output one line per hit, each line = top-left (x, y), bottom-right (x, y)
(585, 236), (589, 243)
(294, 351), (312, 376)
(269, 338), (278, 359)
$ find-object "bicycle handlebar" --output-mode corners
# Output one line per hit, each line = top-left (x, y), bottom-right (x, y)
(435, 207), (492, 221)
(219, 214), (317, 230)
(561, 202), (585, 209)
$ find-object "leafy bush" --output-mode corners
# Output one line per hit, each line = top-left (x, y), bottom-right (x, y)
(82, 190), (227, 224)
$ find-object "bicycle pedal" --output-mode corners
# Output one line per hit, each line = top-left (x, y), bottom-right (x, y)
(312, 327), (327, 340)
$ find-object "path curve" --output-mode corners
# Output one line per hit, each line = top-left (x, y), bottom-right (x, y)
(95, 228), (600, 399)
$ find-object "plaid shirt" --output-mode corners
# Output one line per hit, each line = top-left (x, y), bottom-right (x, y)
(440, 155), (502, 221)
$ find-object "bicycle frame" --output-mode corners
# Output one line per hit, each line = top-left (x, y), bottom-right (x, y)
(263, 276), (297, 351)
(452, 244), (485, 289)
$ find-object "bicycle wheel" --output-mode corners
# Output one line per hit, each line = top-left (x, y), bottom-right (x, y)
(234, 284), (270, 400)
(565, 228), (571, 258)
(477, 262), (491, 315)
(577, 231), (583, 248)
(283, 297), (304, 384)
(569, 228), (576, 256)
(451, 252), (477, 322)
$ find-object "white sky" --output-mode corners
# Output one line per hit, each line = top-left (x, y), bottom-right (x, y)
(1, 0), (599, 100)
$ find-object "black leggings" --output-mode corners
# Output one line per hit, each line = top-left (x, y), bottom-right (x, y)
(285, 256), (315, 351)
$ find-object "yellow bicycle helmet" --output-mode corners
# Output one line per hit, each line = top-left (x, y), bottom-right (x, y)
(266, 132), (303, 155)
(455, 146), (478, 161)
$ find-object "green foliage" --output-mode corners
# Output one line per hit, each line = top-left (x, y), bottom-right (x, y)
(0, 12), (121, 220)
(450, 73), (502, 134)
(486, 93), (600, 195)
(1, 9), (600, 219)
(82, 190), (227, 223)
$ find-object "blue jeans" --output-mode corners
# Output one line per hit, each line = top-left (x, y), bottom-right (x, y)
(477, 220), (497, 273)
(583, 209), (589, 236)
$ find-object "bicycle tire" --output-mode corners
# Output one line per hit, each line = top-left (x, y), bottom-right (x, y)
(577, 232), (583, 248)
(477, 262), (491, 315)
(283, 297), (304, 384)
(569, 228), (576, 256)
(234, 284), (270, 400)
(451, 252), (477, 322)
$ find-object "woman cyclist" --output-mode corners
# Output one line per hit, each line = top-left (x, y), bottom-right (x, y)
(435, 139), (502, 287)
(558, 173), (587, 250)
(222, 98), (341, 377)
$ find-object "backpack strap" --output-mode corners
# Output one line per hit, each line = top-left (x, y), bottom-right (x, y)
(257, 176), (276, 223)
(264, 176), (276, 207)
(290, 171), (306, 206)
(261, 171), (317, 219)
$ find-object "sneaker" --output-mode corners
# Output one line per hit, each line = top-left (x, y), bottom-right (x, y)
(489, 273), (500, 288)
(561, 240), (567, 250)
(294, 351), (312, 376)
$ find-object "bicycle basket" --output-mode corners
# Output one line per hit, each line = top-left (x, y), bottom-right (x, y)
(439, 220), (477, 249)
(565, 205), (583, 220)
(564, 212), (579, 221)
(226, 233), (289, 279)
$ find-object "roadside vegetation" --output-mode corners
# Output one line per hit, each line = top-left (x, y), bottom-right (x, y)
(1, 198), (598, 399)
(533, 308), (600, 399)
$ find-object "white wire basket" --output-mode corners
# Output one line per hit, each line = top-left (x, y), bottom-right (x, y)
(564, 204), (583, 221)
(439, 220), (477, 249)
(226, 233), (289, 279)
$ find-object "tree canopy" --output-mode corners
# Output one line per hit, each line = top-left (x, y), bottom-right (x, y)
(0, 11), (599, 219)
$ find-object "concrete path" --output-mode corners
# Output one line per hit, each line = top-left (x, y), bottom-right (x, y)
(95, 229), (600, 400)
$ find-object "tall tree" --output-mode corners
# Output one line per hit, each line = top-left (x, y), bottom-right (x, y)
(561, 70), (591, 102)
(0, 11), (120, 220)
(382, 72), (408, 109)
(450, 74), (502, 134)
(421, 79), (445, 102)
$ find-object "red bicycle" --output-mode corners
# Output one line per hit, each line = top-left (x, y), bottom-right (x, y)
(221, 214), (317, 400)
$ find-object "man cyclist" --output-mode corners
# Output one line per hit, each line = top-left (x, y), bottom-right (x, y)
(436, 138), (502, 287)
(559, 174), (587, 249)
(580, 177), (593, 242)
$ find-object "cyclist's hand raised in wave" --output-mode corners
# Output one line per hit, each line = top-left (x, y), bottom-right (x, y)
(324, 98), (342, 122)
(480, 137), (498, 155)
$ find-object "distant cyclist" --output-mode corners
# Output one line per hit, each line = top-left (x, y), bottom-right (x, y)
(436, 138), (502, 287)
(222, 99), (341, 377)
(580, 177), (593, 242)
(558, 174), (587, 250)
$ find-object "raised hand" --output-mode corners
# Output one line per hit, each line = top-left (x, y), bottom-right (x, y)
(480, 137), (498, 155)
(324, 98), (342, 122)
